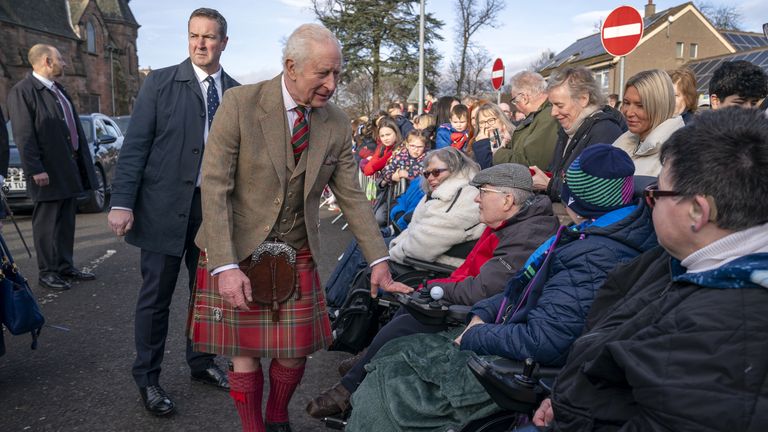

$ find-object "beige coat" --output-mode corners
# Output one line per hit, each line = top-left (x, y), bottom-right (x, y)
(196, 75), (388, 269)
(612, 116), (685, 177)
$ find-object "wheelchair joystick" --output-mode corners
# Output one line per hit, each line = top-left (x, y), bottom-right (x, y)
(514, 358), (537, 388)
(429, 286), (444, 300)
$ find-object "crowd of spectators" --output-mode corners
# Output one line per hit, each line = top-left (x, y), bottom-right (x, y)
(313, 59), (768, 431)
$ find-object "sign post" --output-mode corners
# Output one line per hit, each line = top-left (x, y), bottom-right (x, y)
(491, 58), (504, 104)
(601, 6), (644, 100)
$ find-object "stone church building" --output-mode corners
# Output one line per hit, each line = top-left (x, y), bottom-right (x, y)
(0, 0), (140, 116)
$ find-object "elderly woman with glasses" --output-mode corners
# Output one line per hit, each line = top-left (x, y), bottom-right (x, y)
(387, 147), (485, 268)
(531, 107), (768, 432)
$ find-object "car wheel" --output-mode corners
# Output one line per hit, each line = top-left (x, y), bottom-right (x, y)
(78, 166), (108, 213)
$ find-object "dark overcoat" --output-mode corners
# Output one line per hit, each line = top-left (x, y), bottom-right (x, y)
(7, 74), (97, 202)
(110, 58), (239, 256)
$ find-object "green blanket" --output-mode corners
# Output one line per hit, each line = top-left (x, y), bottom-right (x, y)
(346, 328), (502, 431)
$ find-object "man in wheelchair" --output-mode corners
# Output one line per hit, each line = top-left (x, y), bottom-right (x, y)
(528, 108), (768, 431)
(340, 145), (660, 431)
(308, 163), (560, 418)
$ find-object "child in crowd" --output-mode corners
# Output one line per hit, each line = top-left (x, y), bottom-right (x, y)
(436, 104), (469, 150)
(380, 129), (429, 186)
(361, 117), (401, 176)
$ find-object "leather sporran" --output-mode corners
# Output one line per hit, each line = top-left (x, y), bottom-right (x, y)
(239, 242), (300, 322)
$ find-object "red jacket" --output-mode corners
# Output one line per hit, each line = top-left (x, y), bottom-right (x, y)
(362, 143), (394, 176)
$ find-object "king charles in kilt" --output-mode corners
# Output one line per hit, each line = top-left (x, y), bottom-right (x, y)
(188, 24), (407, 432)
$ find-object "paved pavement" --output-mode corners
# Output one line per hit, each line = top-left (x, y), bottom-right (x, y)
(0, 209), (354, 431)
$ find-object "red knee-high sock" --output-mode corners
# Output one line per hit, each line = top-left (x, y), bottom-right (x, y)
(228, 370), (265, 432)
(265, 359), (306, 424)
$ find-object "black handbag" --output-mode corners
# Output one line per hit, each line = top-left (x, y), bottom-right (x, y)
(0, 234), (44, 349)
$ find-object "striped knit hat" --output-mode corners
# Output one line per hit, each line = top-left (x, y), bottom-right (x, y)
(560, 144), (635, 219)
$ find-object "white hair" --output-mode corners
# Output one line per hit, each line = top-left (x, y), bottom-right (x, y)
(282, 23), (342, 69)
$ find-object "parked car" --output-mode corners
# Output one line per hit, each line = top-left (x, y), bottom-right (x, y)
(3, 113), (123, 213)
(112, 115), (131, 135)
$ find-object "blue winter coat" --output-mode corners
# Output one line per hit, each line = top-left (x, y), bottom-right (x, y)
(389, 177), (425, 233)
(460, 201), (657, 366)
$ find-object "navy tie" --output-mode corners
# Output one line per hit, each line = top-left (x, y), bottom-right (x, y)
(205, 76), (219, 130)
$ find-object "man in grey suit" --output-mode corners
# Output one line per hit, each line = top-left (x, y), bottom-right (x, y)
(7, 44), (98, 291)
(107, 8), (239, 417)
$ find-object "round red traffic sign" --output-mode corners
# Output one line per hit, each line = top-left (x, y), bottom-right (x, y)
(601, 6), (644, 57)
(491, 58), (504, 91)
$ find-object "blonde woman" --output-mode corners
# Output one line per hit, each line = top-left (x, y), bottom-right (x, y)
(613, 69), (684, 176)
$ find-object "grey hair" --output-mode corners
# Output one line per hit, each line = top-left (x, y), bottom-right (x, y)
(546, 66), (605, 106)
(509, 70), (547, 96)
(189, 8), (227, 38)
(497, 187), (535, 204)
(282, 23), (342, 68)
(420, 147), (480, 193)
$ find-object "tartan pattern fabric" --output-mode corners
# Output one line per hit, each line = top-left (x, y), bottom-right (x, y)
(188, 248), (332, 358)
(291, 106), (309, 163)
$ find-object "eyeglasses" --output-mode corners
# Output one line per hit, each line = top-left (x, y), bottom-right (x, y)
(510, 92), (526, 106)
(478, 117), (497, 128)
(423, 168), (449, 179)
(407, 144), (426, 149)
(478, 187), (507, 197)
(644, 184), (719, 221)
(643, 184), (683, 208)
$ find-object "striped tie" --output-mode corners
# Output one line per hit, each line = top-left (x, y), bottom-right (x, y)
(291, 106), (309, 163)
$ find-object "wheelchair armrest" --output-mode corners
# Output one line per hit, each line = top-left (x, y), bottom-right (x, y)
(489, 358), (561, 379)
(447, 305), (471, 324)
(401, 256), (457, 275)
(468, 354), (558, 415)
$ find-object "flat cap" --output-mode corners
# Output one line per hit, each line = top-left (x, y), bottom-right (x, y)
(470, 163), (533, 192)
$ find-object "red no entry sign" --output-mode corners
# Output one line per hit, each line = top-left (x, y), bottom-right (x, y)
(491, 58), (504, 91)
(601, 6), (644, 57)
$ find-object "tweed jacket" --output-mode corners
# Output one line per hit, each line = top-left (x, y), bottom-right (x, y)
(196, 74), (388, 269)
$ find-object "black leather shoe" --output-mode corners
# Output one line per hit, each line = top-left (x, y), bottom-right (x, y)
(39, 274), (71, 291)
(139, 385), (175, 416)
(191, 365), (230, 390)
(266, 422), (292, 432)
(60, 268), (96, 281)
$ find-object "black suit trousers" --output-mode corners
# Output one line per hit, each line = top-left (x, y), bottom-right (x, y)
(131, 189), (214, 387)
(32, 198), (76, 275)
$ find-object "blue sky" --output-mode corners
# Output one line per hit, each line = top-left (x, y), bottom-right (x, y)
(130, 0), (768, 85)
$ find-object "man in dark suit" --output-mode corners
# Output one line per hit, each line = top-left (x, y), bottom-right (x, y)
(7, 44), (98, 291)
(107, 8), (239, 416)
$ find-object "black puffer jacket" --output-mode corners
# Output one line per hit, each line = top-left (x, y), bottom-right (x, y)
(546, 106), (626, 202)
(549, 247), (768, 431)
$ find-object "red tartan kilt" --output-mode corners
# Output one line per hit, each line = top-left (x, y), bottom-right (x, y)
(187, 248), (332, 358)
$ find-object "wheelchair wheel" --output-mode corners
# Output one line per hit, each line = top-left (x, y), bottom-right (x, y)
(458, 411), (522, 432)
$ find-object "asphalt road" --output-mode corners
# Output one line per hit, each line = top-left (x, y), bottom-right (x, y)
(0, 209), (354, 431)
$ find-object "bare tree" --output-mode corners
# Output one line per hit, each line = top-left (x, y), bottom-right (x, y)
(462, 45), (493, 96)
(453, 0), (506, 96)
(697, 1), (743, 31)
(529, 49), (555, 72)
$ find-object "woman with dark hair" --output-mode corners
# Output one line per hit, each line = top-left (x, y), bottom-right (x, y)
(361, 117), (401, 177)
(434, 95), (461, 128)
